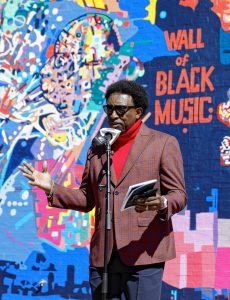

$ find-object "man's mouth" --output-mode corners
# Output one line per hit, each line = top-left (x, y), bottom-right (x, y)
(109, 122), (123, 130)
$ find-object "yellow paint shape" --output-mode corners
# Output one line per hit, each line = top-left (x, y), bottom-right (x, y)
(64, 173), (72, 188)
(92, 0), (106, 9)
(53, 133), (68, 143)
(47, 216), (53, 228)
(145, 0), (157, 24)
(76, 0), (84, 6)
(58, 210), (71, 225)
(76, 0), (105, 9)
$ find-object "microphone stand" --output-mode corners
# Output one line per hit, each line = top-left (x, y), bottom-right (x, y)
(101, 139), (112, 300)
(92, 129), (121, 299)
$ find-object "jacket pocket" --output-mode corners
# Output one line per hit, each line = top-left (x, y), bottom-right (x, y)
(137, 216), (153, 227)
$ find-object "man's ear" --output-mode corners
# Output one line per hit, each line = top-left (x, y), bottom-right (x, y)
(136, 107), (143, 119)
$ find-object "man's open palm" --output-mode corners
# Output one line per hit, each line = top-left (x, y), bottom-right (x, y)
(19, 161), (52, 194)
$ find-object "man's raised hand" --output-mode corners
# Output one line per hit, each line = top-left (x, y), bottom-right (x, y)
(18, 161), (52, 194)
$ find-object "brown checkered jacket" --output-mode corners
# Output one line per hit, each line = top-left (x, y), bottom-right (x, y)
(51, 123), (187, 267)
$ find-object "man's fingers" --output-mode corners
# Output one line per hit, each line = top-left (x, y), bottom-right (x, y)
(135, 207), (145, 213)
(28, 180), (35, 185)
(42, 161), (48, 173)
(134, 198), (146, 204)
(22, 161), (34, 173)
(22, 172), (34, 180)
(18, 165), (32, 176)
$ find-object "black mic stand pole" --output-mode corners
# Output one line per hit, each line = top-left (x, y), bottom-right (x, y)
(101, 139), (112, 300)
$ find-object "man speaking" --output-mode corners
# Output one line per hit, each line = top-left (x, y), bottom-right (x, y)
(19, 80), (187, 300)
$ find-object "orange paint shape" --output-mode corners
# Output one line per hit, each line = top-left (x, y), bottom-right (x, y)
(179, 0), (199, 10)
(46, 44), (55, 59)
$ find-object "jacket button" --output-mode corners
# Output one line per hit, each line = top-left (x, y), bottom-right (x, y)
(114, 191), (119, 195)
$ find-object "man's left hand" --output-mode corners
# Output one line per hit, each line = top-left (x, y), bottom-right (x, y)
(134, 193), (165, 213)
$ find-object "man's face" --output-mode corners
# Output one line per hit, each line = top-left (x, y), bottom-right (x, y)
(106, 93), (143, 132)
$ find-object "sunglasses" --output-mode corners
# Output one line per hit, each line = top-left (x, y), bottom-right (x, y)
(103, 105), (136, 116)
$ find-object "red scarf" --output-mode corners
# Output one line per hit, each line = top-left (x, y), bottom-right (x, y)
(112, 119), (142, 180)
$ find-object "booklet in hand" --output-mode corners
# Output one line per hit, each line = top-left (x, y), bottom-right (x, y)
(121, 179), (157, 211)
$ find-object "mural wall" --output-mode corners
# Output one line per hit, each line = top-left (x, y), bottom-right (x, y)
(0, 0), (229, 299)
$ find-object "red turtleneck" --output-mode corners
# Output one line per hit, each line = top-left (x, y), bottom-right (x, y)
(112, 119), (142, 180)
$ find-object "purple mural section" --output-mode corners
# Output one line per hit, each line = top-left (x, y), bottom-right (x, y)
(0, 0), (229, 299)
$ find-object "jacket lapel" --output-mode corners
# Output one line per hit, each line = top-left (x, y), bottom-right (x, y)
(100, 123), (153, 187)
(116, 123), (152, 186)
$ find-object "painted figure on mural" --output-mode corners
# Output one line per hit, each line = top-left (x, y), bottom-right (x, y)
(210, 0), (230, 32)
(217, 87), (230, 128)
(19, 80), (187, 300)
(0, 13), (144, 254)
(177, 0), (230, 32)
(39, 14), (144, 148)
(217, 87), (230, 166)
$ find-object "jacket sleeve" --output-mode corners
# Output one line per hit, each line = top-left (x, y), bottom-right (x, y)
(159, 135), (187, 220)
(48, 148), (95, 213)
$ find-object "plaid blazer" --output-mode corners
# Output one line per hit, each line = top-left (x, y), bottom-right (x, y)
(51, 123), (187, 267)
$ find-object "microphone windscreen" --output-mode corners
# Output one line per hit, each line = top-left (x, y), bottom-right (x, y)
(92, 134), (107, 148)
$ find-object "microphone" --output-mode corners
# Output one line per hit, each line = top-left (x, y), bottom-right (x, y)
(92, 128), (121, 148)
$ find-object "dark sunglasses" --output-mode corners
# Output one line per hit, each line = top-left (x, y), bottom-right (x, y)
(103, 105), (136, 116)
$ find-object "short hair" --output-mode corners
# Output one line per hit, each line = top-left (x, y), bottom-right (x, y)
(105, 80), (149, 115)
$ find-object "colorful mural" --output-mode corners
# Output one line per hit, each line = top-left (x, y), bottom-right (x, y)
(0, 0), (229, 299)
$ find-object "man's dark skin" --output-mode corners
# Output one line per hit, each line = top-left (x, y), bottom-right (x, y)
(19, 92), (165, 212)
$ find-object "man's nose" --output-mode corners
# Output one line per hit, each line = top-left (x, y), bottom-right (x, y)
(109, 109), (119, 119)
